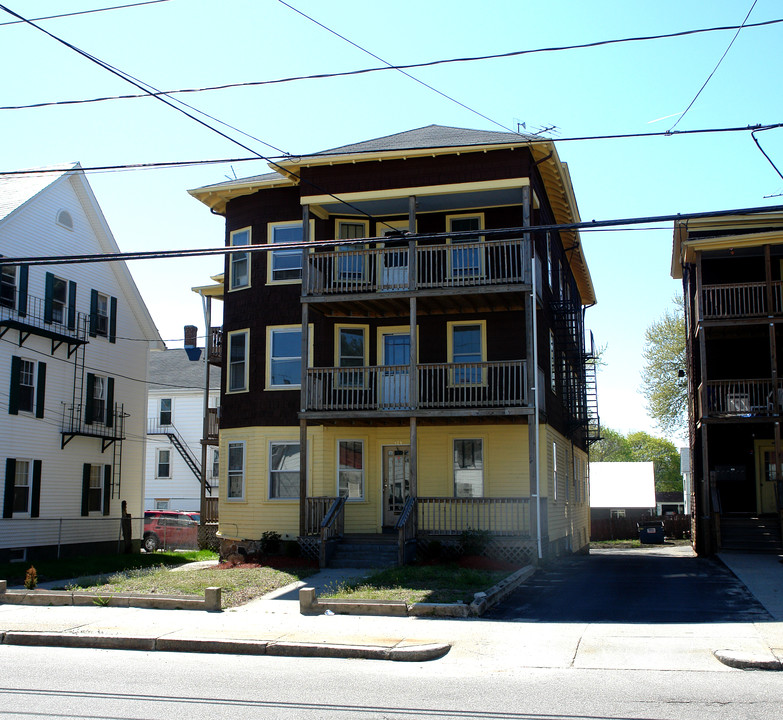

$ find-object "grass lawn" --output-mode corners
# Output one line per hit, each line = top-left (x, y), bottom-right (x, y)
(321, 563), (515, 605)
(590, 539), (693, 549)
(69, 561), (318, 609)
(0, 550), (217, 586)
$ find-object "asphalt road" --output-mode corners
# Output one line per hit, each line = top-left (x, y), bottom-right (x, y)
(487, 546), (773, 623)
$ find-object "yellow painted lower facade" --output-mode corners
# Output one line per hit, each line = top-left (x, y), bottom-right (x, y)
(218, 422), (590, 555)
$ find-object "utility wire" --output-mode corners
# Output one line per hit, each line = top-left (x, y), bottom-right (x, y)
(3, 17), (781, 112)
(3, 201), (783, 268)
(0, 0), (172, 27)
(1, 122), (781, 178)
(0, 4), (393, 229)
(669, 1), (759, 131)
(278, 0), (514, 134)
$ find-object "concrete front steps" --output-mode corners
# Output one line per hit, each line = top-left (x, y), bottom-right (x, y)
(720, 516), (783, 553)
(327, 534), (399, 568)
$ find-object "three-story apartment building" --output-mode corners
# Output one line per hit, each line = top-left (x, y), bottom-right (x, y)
(1, 164), (162, 562)
(190, 126), (599, 565)
(673, 212), (783, 554)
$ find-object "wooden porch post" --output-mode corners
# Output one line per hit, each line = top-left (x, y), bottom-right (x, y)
(408, 196), (418, 499)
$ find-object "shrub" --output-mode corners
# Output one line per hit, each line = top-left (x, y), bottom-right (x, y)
(459, 527), (491, 557)
(24, 566), (37, 590)
(259, 531), (281, 555)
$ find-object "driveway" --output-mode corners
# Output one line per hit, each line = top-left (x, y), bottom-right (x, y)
(486, 544), (773, 623)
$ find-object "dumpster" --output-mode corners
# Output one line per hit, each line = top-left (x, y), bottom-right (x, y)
(637, 520), (665, 544)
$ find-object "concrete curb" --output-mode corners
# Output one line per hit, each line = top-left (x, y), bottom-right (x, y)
(300, 564), (537, 618)
(713, 650), (783, 671)
(0, 630), (449, 661)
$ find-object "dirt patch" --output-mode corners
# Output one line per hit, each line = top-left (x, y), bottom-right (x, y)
(216, 555), (317, 571)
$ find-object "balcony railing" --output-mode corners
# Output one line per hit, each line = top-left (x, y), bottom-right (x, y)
(702, 281), (783, 320)
(417, 497), (530, 535)
(305, 360), (527, 412)
(305, 237), (530, 297)
(0, 286), (88, 343)
(61, 403), (126, 443)
(208, 327), (223, 365)
(205, 407), (219, 442)
(701, 378), (782, 417)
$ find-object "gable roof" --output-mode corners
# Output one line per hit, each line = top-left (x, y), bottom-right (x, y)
(589, 462), (656, 509)
(0, 163), (76, 224)
(149, 348), (221, 391)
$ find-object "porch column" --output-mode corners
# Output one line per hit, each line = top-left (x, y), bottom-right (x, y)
(408, 196), (418, 500)
(410, 416), (418, 498)
(299, 205), (311, 537)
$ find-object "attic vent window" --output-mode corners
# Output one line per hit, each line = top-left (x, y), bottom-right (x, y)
(56, 210), (73, 229)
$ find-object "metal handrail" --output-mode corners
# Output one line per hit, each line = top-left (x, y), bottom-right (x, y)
(395, 496), (417, 565)
(319, 496), (346, 568)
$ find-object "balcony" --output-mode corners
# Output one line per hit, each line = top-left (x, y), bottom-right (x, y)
(701, 281), (783, 321)
(61, 403), (126, 450)
(700, 378), (782, 419)
(0, 287), (88, 354)
(205, 407), (219, 444)
(208, 326), (222, 366)
(304, 238), (531, 315)
(304, 360), (529, 417)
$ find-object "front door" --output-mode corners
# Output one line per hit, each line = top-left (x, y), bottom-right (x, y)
(381, 332), (410, 408)
(759, 448), (781, 514)
(383, 445), (410, 526)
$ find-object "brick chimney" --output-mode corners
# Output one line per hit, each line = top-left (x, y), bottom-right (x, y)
(184, 325), (198, 349)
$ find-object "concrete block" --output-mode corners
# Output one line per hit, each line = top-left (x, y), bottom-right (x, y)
(409, 602), (469, 618)
(204, 587), (222, 612)
(0, 580), (6, 593)
(3, 632), (155, 652)
(156, 637), (268, 655)
(299, 587), (317, 613)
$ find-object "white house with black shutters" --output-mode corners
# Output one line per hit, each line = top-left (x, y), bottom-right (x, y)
(0, 164), (162, 562)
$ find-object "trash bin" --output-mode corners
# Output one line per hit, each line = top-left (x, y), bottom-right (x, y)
(637, 520), (665, 544)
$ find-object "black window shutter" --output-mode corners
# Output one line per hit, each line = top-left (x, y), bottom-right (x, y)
(8, 356), (21, 415)
(89, 289), (98, 337)
(44, 272), (54, 324)
(109, 296), (117, 343)
(31, 460), (42, 518)
(17, 265), (28, 317)
(35, 361), (46, 419)
(3, 458), (16, 518)
(85, 373), (95, 425)
(81, 464), (91, 516)
(103, 465), (111, 516)
(67, 281), (77, 330)
(105, 377), (115, 428)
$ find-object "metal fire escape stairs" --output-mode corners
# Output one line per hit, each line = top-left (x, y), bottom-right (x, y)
(552, 300), (601, 445)
(147, 420), (212, 492)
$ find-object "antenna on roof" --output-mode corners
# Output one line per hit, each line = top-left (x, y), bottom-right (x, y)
(224, 165), (238, 181)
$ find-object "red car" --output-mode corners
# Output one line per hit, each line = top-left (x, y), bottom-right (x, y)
(143, 510), (199, 552)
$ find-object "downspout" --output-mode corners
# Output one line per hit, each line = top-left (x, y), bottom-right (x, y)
(531, 254), (542, 560)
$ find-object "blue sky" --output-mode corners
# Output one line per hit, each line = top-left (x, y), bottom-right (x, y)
(2, 0), (782, 443)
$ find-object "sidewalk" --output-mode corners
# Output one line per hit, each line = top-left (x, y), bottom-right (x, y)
(1, 553), (781, 669)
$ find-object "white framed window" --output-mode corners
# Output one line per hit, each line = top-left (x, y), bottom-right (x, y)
(18, 358), (36, 413)
(156, 448), (171, 478)
(269, 441), (300, 499)
(92, 375), (107, 424)
(227, 330), (249, 393)
(227, 442), (245, 501)
(564, 446), (570, 503)
(13, 459), (32, 515)
(448, 320), (486, 385)
(338, 440), (364, 500)
(610, 509), (626, 519)
(336, 220), (368, 281)
(447, 214), (484, 278)
(88, 465), (104, 514)
(454, 439), (483, 497)
(336, 325), (367, 387)
(94, 292), (109, 336)
(56, 209), (74, 229)
(267, 326), (301, 388)
(229, 227), (251, 290)
(268, 221), (305, 283)
(552, 442), (558, 501)
(159, 398), (172, 425)
(547, 233), (554, 288)
(51, 275), (67, 324)
(155, 499), (170, 510)
(210, 448), (220, 481)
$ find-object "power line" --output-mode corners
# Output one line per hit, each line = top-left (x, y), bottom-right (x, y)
(3, 201), (783, 268)
(669, 1), (759, 131)
(1, 122), (781, 179)
(3, 17), (781, 112)
(278, 0), (514, 134)
(0, 0), (173, 27)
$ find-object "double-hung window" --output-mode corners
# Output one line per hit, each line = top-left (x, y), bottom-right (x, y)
(227, 330), (249, 393)
(553, 442), (559, 501)
(9, 356), (45, 418)
(51, 275), (67, 324)
(268, 327), (301, 388)
(210, 448), (220, 482)
(18, 359), (35, 413)
(454, 439), (483, 497)
(1, 264), (16, 308)
(88, 465), (104, 513)
(269, 222), (304, 282)
(86, 373), (113, 425)
(336, 220), (368, 282)
(13, 460), (31, 515)
(448, 215), (483, 279)
(159, 398), (172, 425)
(449, 321), (485, 385)
(81, 463), (109, 515)
(227, 442), (245, 501)
(338, 440), (364, 500)
(95, 293), (109, 336)
(337, 326), (366, 387)
(3, 458), (41, 518)
(92, 376), (106, 423)
(89, 290), (117, 341)
(229, 227), (251, 290)
(156, 449), (171, 478)
(269, 442), (300, 499)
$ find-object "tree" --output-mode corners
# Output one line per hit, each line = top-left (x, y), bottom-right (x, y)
(591, 428), (682, 492)
(640, 296), (687, 436)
